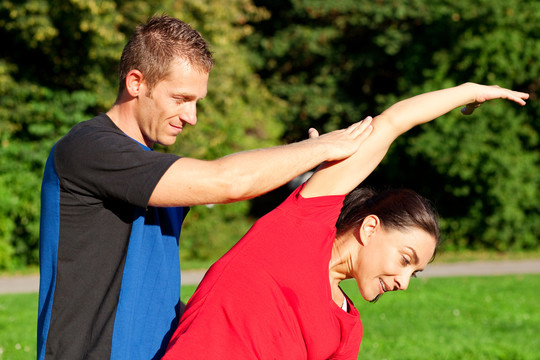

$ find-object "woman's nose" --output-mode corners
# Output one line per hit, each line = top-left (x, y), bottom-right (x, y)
(395, 274), (411, 291)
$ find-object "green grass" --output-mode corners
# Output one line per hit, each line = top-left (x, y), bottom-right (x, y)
(0, 286), (199, 360)
(348, 274), (540, 359)
(1, 275), (539, 359)
(0, 293), (38, 359)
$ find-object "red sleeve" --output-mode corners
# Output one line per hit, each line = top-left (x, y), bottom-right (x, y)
(276, 182), (347, 227)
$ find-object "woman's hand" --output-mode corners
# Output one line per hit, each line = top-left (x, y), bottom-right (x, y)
(461, 83), (529, 115)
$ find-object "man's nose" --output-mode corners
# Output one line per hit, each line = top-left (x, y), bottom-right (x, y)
(181, 102), (197, 126)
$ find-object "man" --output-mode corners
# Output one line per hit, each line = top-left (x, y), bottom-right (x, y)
(37, 15), (370, 360)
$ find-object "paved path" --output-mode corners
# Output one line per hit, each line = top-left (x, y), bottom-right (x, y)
(0, 270), (208, 295)
(420, 259), (540, 278)
(1, 260), (539, 295)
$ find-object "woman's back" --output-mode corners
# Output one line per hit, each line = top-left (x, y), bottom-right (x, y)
(163, 185), (362, 359)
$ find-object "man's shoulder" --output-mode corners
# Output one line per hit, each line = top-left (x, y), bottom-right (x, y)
(57, 114), (129, 150)
(67, 113), (121, 137)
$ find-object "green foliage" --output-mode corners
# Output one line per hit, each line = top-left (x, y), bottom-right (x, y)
(0, 0), (139, 269)
(179, 203), (255, 263)
(0, 0), (285, 269)
(1, 0), (540, 268)
(248, 0), (540, 250)
(0, 71), (97, 268)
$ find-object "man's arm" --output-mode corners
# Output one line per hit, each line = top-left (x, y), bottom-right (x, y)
(301, 83), (529, 198)
(148, 120), (372, 206)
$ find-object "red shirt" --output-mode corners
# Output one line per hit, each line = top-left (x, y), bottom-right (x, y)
(164, 185), (362, 359)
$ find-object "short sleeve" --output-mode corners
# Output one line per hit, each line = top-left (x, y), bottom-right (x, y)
(54, 115), (180, 208)
(277, 182), (347, 227)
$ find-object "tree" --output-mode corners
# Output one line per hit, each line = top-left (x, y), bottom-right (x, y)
(0, 0), (286, 268)
(247, 0), (540, 250)
(0, 0), (126, 268)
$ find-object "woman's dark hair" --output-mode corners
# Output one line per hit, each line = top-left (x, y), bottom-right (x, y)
(336, 187), (441, 257)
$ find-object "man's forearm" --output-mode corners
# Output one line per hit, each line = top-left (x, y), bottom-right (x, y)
(149, 121), (369, 207)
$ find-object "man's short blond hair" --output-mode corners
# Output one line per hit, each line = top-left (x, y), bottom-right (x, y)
(118, 15), (214, 95)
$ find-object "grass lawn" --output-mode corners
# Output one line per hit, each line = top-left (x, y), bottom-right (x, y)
(349, 274), (540, 359)
(0, 292), (37, 359)
(1, 275), (538, 359)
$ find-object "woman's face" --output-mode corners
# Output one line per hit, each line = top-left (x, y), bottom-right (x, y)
(353, 216), (436, 302)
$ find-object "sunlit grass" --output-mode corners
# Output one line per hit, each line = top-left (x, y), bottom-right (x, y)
(0, 293), (37, 359)
(348, 274), (540, 359)
(1, 275), (538, 359)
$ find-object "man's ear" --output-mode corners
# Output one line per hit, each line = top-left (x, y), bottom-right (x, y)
(125, 69), (145, 97)
(358, 215), (380, 246)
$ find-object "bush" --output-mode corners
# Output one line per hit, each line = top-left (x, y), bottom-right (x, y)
(248, 0), (540, 250)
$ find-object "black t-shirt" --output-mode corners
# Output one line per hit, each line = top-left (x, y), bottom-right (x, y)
(38, 114), (185, 359)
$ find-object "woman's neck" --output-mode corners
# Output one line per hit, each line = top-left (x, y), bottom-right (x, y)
(328, 233), (357, 306)
(329, 234), (357, 281)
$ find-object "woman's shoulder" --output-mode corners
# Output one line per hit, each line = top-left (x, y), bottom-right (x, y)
(276, 183), (347, 225)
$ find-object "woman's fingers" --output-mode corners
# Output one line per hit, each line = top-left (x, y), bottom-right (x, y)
(462, 87), (529, 115)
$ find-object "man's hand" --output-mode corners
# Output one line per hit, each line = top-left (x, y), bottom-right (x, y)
(306, 116), (373, 161)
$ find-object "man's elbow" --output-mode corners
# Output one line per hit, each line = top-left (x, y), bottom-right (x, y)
(218, 172), (264, 203)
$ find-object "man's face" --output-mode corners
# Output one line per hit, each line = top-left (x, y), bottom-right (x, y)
(353, 222), (436, 302)
(137, 58), (209, 147)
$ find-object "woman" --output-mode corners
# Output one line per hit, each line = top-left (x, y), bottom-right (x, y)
(163, 83), (528, 359)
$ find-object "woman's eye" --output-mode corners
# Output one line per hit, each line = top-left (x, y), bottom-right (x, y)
(411, 272), (418, 278)
(401, 256), (410, 265)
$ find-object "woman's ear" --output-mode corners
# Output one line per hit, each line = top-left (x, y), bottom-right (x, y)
(358, 215), (380, 246)
(125, 69), (145, 97)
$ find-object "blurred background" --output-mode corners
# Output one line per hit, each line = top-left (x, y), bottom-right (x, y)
(0, 0), (539, 270)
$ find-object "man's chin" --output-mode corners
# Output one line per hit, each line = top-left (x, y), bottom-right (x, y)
(157, 137), (179, 147)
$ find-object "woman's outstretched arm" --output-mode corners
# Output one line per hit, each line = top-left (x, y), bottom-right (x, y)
(301, 83), (529, 198)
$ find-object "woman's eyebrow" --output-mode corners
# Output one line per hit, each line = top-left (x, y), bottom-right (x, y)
(405, 246), (420, 265)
